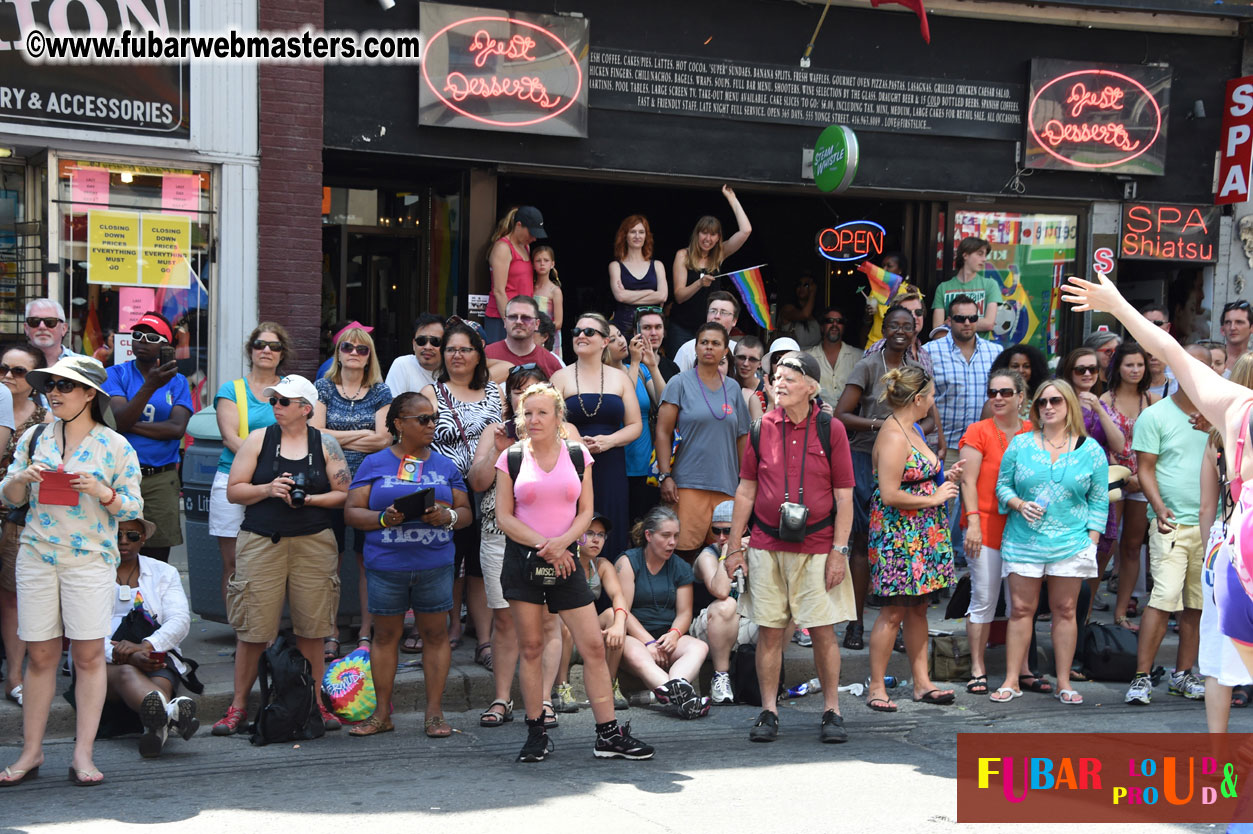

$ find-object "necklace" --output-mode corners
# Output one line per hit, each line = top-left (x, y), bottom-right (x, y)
(1044, 429), (1069, 451)
(339, 378), (366, 410)
(119, 560), (139, 587)
(699, 372), (731, 421)
(992, 421), (1012, 451)
(574, 361), (605, 418)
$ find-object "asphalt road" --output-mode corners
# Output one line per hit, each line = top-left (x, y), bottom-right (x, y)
(1, 683), (1245, 833)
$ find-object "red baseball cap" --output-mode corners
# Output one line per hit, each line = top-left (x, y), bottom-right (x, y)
(132, 313), (173, 342)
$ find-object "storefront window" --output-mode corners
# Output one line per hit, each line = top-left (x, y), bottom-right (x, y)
(53, 157), (213, 407)
(952, 210), (1080, 358)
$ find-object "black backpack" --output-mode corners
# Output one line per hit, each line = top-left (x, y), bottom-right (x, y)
(1081, 623), (1139, 682)
(507, 440), (586, 482)
(729, 643), (785, 707)
(249, 634), (325, 746)
(747, 409), (836, 539)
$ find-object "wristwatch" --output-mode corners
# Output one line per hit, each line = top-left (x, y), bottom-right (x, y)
(658, 472), (672, 483)
(833, 545), (850, 556)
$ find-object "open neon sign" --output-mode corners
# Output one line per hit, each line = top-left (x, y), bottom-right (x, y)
(816, 220), (886, 262)
(420, 14), (584, 130)
(1025, 61), (1168, 174)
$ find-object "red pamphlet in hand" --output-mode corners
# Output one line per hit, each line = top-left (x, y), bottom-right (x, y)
(39, 468), (80, 507)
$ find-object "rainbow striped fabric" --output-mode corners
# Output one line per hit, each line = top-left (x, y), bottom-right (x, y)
(724, 265), (772, 330)
(856, 261), (904, 305)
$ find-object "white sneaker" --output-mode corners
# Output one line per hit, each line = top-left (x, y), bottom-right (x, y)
(711, 671), (734, 705)
(167, 696), (200, 741)
(1169, 670), (1205, 700)
(1125, 674), (1153, 705)
(139, 690), (169, 757)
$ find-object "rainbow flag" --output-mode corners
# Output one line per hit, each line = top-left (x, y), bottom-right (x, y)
(857, 261), (903, 305)
(720, 264), (772, 331)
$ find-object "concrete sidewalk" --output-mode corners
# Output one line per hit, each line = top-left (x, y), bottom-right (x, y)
(0, 539), (1191, 741)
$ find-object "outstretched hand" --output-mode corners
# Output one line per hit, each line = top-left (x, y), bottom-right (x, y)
(1062, 272), (1125, 314)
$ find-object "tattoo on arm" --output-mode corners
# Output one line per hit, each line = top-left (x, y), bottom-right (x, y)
(322, 435), (351, 487)
(322, 434), (346, 463)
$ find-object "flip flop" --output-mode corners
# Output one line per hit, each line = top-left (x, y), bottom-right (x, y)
(401, 634), (423, 654)
(0, 765), (39, 786)
(913, 690), (956, 705)
(1055, 688), (1083, 705)
(867, 697), (898, 713)
(4, 685), (20, 706)
(990, 687), (1022, 703)
(68, 767), (104, 787)
(965, 675), (988, 694)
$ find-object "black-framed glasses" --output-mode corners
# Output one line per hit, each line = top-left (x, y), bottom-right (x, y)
(42, 379), (81, 394)
(1146, 319), (1169, 328)
(25, 317), (61, 329)
(130, 331), (168, 344)
(269, 396), (305, 407)
(822, 317), (845, 326)
(883, 321), (915, 333)
(118, 531), (143, 542)
(987, 387), (1016, 399)
(1035, 395), (1065, 409)
(444, 346), (475, 356)
(251, 339), (283, 352)
(711, 525), (732, 536)
(396, 414), (437, 426)
(508, 363), (539, 377)
(1073, 365), (1099, 376)
(572, 327), (607, 338)
(0, 365), (28, 378)
(735, 354), (762, 364)
(339, 343), (370, 356)
(950, 314), (979, 324)
(413, 335), (442, 348)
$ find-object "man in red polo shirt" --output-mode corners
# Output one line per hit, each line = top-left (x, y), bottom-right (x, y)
(725, 351), (855, 744)
(484, 296), (563, 377)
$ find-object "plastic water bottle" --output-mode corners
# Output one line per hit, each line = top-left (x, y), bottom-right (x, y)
(729, 568), (745, 600)
(866, 676), (906, 689)
(629, 690), (659, 706)
(786, 677), (823, 698)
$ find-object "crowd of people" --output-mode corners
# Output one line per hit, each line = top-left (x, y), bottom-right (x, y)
(1, 208), (1252, 781)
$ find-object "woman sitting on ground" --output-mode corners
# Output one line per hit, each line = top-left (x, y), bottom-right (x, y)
(616, 505), (710, 719)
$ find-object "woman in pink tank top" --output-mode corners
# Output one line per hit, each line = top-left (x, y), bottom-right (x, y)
(1065, 275), (1253, 670)
(485, 207), (546, 344)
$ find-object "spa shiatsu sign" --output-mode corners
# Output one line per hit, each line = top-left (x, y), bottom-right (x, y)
(419, 2), (588, 137)
(1024, 58), (1170, 176)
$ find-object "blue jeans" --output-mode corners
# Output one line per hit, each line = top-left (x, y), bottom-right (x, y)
(365, 564), (454, 616)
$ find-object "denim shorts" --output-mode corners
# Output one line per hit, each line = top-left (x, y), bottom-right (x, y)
(851, 450), (874, 534)
(366, 564), (455, 616)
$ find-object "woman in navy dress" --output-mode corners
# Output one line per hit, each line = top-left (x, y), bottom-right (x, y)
(551, 313), (642, 562)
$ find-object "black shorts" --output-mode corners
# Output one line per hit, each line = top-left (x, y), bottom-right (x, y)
(501, 538), (595, 614)
(454, 524), (483, 579)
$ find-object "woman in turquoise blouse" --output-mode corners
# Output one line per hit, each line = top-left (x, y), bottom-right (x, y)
(992, 379), (1108, 707)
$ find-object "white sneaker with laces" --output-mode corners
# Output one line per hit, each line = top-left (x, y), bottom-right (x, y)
(711, 671), (734, 705)
(1169, 670), (1205, 700)
(1125, 674), (1153, 705)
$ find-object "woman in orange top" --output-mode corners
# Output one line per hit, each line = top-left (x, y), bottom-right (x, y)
(958, 369), (1034, 696)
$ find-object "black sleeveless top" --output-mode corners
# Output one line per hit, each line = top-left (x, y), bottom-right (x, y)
(241, 425), (334, 539)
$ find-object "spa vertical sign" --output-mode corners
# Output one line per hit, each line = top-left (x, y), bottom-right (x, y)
(1025, 59), (1170, 176)
(419, 3), (589, 137)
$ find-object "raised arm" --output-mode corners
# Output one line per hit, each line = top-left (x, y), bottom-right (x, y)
(720, 185), (752, 258)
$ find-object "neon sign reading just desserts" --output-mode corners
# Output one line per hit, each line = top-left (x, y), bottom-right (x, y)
(1027, 68), (1163, 170)
(420, 15), (583, 128)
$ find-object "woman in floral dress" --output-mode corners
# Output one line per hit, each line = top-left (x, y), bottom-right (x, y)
(865, 366), (963, 713)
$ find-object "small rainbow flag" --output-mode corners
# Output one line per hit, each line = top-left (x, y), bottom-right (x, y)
(857, 261), (904, 305)
(719, 264), (772, 331)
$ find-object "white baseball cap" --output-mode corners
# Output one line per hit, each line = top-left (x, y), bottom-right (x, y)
(263, 374), (319, 406)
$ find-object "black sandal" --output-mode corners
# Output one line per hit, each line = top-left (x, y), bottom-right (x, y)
(1234, 686), (1251, 708)
(474, 642), (493, 671)
(1018, 675), (1054, 694)
(541, 701), (558, 729)
(966, 675), (988, 695)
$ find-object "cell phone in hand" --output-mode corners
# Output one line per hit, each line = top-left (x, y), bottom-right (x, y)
(149, 651), (167, 664)
(159, 345), (176, 366)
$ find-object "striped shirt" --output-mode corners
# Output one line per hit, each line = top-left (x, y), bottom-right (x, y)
(922, 334), (1003, 448)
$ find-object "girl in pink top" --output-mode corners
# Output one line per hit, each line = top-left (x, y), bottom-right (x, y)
(485, 207), (544, 343)
(494, 383), (654, 763)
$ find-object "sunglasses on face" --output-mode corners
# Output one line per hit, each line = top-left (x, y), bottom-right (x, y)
(823, 317), (845, 326)
(1035, 396), (1065, 409)
(505, 313), (536, 324)
(950, 314), (979, 324)
(735, 354), (761, 364)
(252, 339), (283, 352)
(1073, 365), (1099, 375)
(987, 387), (1016, 399)
(572, 327), (607, 338)
(118, 531), (143, 542)
(339, 343), (370, 356)
(711, 525), (732, 536)
(1147, 319), (1168, 328)
(397, 414), (437, 426)
(269, 397), (306, 408)
(25, 317), (61, 329)
(130, 331), (168, 344)
(43, 379), (81, 394)
(0, 365), (28, 378)
(413, 335), (442, 348)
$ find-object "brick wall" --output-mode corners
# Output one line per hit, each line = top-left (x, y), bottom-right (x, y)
(257, 0), (324, 377)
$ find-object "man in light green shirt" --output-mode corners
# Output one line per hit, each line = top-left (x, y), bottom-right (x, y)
(931, 237), (1001, 335)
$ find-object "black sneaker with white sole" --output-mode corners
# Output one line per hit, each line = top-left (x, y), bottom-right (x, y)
(594, 722), (655, 760)
(138, 690), (169, 758)
(517, 718), (554, 763)
(749, 709), (779, 742)
(169, 696), (200, 741)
